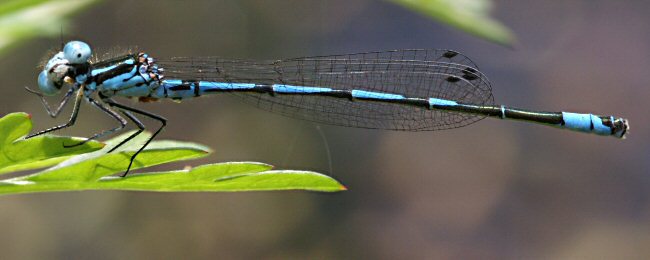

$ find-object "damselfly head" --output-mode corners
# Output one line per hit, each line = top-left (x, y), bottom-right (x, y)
(36, 41), (93, 96)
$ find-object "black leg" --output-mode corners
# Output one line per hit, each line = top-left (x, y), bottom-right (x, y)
(105, 99), (167, 177)
(25, 86), (75, 118)
(106, 110), (145, 153)
(26, 85), (85, 139)
(63, 98), (128, 147)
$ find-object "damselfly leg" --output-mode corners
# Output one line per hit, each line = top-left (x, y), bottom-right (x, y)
(63, 97), (127, 148)
(105, 100), (167, 177)
(25, 86), (75, 118)
(25, 85), (85, 139)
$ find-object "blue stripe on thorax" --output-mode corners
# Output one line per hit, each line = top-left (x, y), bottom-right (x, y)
(96, 68), (147, 95)
(91, 65), (118, 76)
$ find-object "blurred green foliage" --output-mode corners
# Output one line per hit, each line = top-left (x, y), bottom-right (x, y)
(0, 0), (513, 56)
(0, 113), (345, 195)
(389, 0), (515, 45)
(0, 0), (99, 55)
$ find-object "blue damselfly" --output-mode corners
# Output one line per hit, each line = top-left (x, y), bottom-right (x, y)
(26, 41), (629, 176)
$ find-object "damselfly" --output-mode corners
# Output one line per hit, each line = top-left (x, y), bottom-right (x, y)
(26, 41), (629, 176)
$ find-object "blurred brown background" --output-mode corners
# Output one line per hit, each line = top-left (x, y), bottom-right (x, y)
(0, 0), (648, 258)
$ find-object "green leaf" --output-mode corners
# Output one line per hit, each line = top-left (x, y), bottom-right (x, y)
(0, 162), (346, 195)
(95, 162), (346, 192)
(24, 131), (212, 182)
(0, 0), (101, 55)
(0, 112), (346, 195)
(0, 112), (104, 174)
(389, 0), (515, 46)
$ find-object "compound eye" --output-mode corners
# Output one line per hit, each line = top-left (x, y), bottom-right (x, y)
(38, 70), (61, 96)
(63, 41), (92, 64)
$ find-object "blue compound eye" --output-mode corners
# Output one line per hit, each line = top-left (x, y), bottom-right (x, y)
(37, 70), (61, 96)
(63, 41), (92, 64)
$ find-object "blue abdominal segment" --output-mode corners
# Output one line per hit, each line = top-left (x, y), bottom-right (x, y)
(428, 98), (458, 108)
(351, 90), (405, 100)
(560, 112), (613, 136)
(273, 84), (333, 93)
(154, 80), (257, 99)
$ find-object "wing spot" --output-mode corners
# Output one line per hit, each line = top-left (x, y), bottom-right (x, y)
(442, 51), (459, 59)
(446, 76), (461, 82)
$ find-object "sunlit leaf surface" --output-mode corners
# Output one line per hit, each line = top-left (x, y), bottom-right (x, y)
(0, 113), (345, 195)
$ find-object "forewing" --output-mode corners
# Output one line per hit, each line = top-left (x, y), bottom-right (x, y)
(160, 49), (494, 131)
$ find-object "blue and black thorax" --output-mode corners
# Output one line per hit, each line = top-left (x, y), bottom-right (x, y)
(85, 53), (164, 98)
